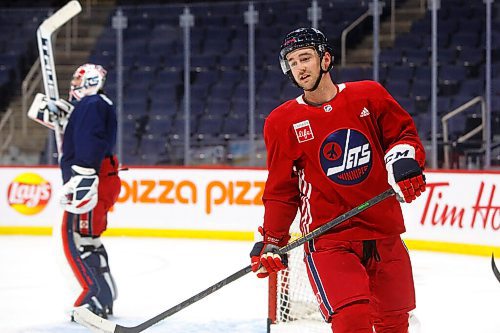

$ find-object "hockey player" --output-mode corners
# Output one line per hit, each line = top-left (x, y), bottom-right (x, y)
(250, 28), (426, 333)
(57, 64), (121, 319)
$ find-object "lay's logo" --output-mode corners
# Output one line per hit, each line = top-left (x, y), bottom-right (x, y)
(7, 173), (52, 215)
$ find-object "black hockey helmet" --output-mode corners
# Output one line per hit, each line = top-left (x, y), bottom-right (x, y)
(279, 27), (334, 76)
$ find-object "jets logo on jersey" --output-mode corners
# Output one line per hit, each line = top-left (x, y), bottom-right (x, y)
(293, 120), (314, 143)
(319, 129), (372, 185)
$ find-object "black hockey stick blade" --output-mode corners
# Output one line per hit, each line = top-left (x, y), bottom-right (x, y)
(491, 253), (500, 283)
(74, 188), (395, 333)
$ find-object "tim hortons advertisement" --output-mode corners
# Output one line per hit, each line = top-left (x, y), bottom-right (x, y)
(0, 167), (498, 247)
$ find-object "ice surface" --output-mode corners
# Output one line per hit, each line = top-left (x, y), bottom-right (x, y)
(1, 236), (499, 333)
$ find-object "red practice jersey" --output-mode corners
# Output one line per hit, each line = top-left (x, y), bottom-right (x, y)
(262, 80), (426, 242)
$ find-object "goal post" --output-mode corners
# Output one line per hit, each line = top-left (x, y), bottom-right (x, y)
(267, 231), (331, 333)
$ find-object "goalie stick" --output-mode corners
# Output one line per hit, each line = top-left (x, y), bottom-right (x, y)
(36, 0), (82, 156)
(73, 188), (396, 333)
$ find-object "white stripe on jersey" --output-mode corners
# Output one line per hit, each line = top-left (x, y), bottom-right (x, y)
(298, 168), (313, 235)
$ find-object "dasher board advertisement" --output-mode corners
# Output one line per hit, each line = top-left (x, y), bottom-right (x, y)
(0, 167), (498, 252)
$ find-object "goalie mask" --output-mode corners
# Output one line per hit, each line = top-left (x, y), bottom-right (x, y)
(69, 64), (107, 102)
(279, 28), (334, 90)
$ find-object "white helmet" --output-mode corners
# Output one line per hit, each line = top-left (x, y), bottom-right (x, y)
(69, 64), (107, 101)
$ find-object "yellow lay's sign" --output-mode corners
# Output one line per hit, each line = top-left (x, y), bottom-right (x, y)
(7, 173), (52, 215)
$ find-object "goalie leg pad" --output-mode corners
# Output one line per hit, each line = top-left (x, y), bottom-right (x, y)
(61, 213), (116, 317)
(78, 240), (117, 310)
(61, 213), (100, 307)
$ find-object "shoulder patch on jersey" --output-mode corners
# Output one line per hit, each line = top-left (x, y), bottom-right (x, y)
(293, 120), (314, 143)
(99, 94), (113, 106)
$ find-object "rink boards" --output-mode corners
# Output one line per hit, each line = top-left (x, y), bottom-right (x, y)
(0, 166), (498, 256)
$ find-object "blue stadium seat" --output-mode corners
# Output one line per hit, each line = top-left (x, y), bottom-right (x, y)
(218, 54), (243, 70)
(210, 82), (235, 101)
(135, 54), (163, 69)
(256, 99), (278, 118)
(380, 48), (404, 67)
(222, 115), (248, 138)
(281, 83), (301, 101)
(394, 33), (422, 50)
(457, 79), (484, 97)
(411, 80), (431, 101)
(396, 96), (416, 115)
(414, 66), (431, 82)
(197, 115), (224, 137)
(385, 65), (414, 82)
(437, 96), (452, 115)
(146, 118), (172, 137)
(449, 32), (480, 50)
(191, 55), (217, 70)
(385, 80), (411, 98)
(231, 100), (249, 118)
(206, 99), (231, 118)
(337, 67), (370, 82)
(231, 82), (248, 102)
(439, 64), (467, 81)
(193, 71), (219, 86)
(219, 70), (244, 85)
(149, 100), (178, 119)
(171, 117), (197, 136)
(256, 81), (281, 101)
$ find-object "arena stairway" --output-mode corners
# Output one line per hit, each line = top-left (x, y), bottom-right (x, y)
(345, 0), (426, 66)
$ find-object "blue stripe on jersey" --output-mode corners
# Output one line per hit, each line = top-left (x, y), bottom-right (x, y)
(305, 253), (334, 319)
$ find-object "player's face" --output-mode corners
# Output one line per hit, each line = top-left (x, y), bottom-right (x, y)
(70, 75), (82, 89)
(286, 47), (321, 90)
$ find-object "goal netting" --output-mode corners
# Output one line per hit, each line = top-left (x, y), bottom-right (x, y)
(266, 231), (420, 333)
(267, 231), (331, 333)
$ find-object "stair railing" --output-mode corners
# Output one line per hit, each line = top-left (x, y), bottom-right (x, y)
(341, 8), (371, 67)
(21, 58), (42, 136)
(441, 96), (486, 169)
(0, 108), (15, 157)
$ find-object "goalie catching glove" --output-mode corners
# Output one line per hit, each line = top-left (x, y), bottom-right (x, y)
(60, 165), (98, 214)
(385, 144), (426, 203)
(27, 93), (73, 132)
(250, 226), (290, 278)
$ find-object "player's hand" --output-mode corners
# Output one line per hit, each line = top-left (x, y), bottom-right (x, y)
(385, 144), (426, 203)
(60, 165), (99, 214)
(250, 227), (289, 278)
(47, 98), (74, 131)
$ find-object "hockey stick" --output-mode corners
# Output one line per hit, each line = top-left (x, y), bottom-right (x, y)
(491, 253), (500, 283)
(36, 0), (82, 157)
(73, 188), (396, 333)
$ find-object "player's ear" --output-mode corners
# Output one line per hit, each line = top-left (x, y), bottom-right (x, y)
(322, 52), (332, 71)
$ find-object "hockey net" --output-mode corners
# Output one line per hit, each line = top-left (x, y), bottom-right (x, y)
(267, 229), (331, 333)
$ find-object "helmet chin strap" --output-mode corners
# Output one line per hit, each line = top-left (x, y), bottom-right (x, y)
(304, 67), (325, 92)
(302, 55), (328, 92)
